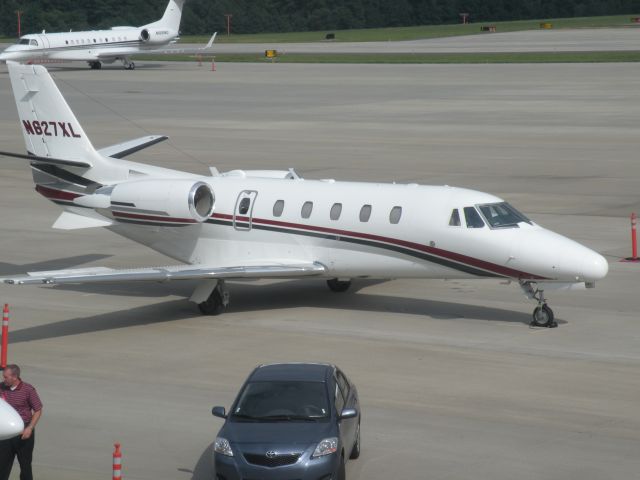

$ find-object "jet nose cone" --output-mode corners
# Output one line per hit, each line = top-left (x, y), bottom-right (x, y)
(582, 251), (608, 281)
(0, 400), (24, 440)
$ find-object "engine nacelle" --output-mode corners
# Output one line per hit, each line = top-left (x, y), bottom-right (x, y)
(109, 179), (215, 223)
(139, 28), (172, 45)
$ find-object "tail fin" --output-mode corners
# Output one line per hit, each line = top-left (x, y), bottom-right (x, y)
(144, 0), (186, 32)
(7, 62), (124, 183)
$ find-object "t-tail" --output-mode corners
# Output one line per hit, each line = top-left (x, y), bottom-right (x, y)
(0, 62), (188, 225)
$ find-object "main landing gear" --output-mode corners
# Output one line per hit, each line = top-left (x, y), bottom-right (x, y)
(88, 61), (102, 70)
(197, 280), (230, 315)
(120, 57), (136, 70)
(520, 281), (557, 328)
(327, 278), (351, 292)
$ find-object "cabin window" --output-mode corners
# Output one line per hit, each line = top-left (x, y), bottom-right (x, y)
(330, 203), (342, 220)
(359, 205), (372, 222)
(93, 38), (96, 43)
(389, 206), (402, 224)
(65, 40), (68, 45)
(301, 201), (313, 219)
(238, 197), (251, 215)
(464, 206), (485, 228)
(449, 209), (461, 226)
(273, 200), (284, 217)
(118, 37), (122, 41)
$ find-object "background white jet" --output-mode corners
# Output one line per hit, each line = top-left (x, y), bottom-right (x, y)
(0, 0), (214, 70)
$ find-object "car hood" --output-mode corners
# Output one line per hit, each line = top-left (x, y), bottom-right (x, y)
(220, 421), (335, 445)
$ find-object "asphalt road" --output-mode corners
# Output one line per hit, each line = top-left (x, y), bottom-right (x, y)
(0, 59), (638, 480)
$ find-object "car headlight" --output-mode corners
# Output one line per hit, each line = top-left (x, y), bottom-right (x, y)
(312, 437), (338, 457)
(214, 437), (234, 457)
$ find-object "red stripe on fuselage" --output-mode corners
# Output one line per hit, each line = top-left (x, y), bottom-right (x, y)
(35, 184), (82, 201)
(211, 212), (546, 280)
(112, 211), (198, 224)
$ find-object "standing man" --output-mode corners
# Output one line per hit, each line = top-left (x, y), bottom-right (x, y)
(0, 365), (42, 480)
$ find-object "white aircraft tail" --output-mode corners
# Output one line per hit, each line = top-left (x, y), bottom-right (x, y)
(5, 62), (128, 184)
(144, 0), (186, 32)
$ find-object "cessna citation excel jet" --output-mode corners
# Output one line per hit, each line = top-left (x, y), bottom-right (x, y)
(0, 0), (211, 70)
(0, 64), (608, 328)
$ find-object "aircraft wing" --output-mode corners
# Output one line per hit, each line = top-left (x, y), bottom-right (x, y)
(129, 32), (218, 56)
(1, 262), (326, 285)
(98, 135), (168, 159)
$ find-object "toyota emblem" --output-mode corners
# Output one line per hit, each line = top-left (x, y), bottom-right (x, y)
(265, 451), (277, 459)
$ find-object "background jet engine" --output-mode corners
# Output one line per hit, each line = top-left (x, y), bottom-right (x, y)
(109, 179), (215, 223)
(138, 28), (173, 45)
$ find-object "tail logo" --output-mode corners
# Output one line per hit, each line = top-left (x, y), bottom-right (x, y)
(22, 120), (81, 138)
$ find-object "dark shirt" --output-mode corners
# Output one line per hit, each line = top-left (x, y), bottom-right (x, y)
(1, 381), (43, 425)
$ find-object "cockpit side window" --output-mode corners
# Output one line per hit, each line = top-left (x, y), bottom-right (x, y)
(478, 202), (532, 228)
(30, 39), (38, 46)
(464, 206), (485, 228)
(449, 209), (461, 226)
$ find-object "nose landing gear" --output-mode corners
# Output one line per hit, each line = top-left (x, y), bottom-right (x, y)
(520, 281), (557, 328)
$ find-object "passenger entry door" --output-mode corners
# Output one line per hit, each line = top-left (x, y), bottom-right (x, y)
(233, 190), (258, 231)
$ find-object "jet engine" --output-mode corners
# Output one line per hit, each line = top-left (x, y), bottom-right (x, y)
(108, 179), (215, 223)
(138, 28), (171, 45)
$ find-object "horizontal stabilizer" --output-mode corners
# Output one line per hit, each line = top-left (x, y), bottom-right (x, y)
(2, 262), (326, 285)
(98, 135), (168, 159)
(0, 150), (91, 168)
(52, 211), (114, 230)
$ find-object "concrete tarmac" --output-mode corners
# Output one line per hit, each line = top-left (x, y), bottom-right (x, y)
(0, 61), (639, 480)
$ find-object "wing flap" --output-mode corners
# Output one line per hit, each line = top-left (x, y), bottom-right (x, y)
(98, 135), (168, 159)
(2, 262), (326, 285)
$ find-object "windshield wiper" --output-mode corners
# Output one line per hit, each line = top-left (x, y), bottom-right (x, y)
(231, 413), (262, 421)
(258, 414), (320, 422)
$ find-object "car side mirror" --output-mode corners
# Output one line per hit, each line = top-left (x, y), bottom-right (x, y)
(212, 406), (227, 419)
(339, 408), (358, 420)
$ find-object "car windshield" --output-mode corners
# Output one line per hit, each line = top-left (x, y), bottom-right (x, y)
(478, 202), (532, 228)
(232, 381), (329, 421)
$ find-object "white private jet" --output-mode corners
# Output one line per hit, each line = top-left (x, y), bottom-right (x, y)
(0, 398), (24, 440)
(0, 63), (608, 328)
(0, 0), (214, 70)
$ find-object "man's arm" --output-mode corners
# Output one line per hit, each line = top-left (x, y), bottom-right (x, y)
(22, 408), (41, 439)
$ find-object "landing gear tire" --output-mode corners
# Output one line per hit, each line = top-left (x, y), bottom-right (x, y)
(531, 304), (556, 328)
(126, 61), (136, 70)
(89, 61), (102, 70)
(198, 282), (229, 316)
(327, 278), (351, 292)
(350, 422), (361, 459)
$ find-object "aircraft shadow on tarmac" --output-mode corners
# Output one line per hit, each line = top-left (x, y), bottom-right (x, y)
(0, 254), (112, 276)
(7, 280), (542, 345)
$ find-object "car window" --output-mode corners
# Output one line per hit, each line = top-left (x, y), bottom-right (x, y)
(336, 370), (350, 400)
(334, 382), (345, 413)
(233, 381), (329, 420)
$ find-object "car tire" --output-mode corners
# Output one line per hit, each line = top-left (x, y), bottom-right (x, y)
(350, 422), (361, 459)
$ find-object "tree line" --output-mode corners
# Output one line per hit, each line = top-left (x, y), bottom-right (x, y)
(2, 0), (640, 37)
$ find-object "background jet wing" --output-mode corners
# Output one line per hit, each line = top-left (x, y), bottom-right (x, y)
(2, 262), (326, 285)
(98, 135), (168, 159)
(133, 32), (217, 56)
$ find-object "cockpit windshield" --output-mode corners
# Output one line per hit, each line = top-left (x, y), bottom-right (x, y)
(478, 202), (532, 228)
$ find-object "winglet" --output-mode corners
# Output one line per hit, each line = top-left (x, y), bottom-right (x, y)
(202, 32), (217, 50)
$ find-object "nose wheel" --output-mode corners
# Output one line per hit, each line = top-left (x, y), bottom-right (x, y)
(520, 281), (557, 328)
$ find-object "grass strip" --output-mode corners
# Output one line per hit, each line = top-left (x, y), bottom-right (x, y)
(180, 14), (640, 44)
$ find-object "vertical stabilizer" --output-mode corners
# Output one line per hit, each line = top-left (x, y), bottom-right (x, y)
(144, 0), (186, 32)
(7, 62), (125, 182)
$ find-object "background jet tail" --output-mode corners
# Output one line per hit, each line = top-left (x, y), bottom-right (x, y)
(144, 0), (186, 32)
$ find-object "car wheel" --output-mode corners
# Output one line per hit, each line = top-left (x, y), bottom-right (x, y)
(350, 422), (361, 459)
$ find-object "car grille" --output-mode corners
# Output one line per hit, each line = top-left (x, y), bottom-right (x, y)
(243, 452), (302, 467)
